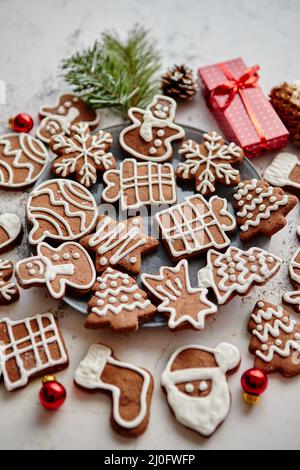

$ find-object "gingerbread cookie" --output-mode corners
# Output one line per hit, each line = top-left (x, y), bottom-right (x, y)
(177, 131), (244, 195)
(119, 95), (185, 162)
(102, 158), (177, 210)
(0, 213), (22, 253)
(0, 313), (68, 391)
(248, 300), (300, 377)
(141, 259), (217, 330)
(15, 241), (96, 300)
(198, 246), (282, 305)
(86, 268), (156, 332)
(263, 152), (300, 190)
(283, 247), (300, 312)
(0, 133), (49, 188)
(80, 215), (159, 275)
(233, 179), (298, 241)
(0, 259), (19, 305)
(74, 344), (154, 437)
(50, 123), (116, 188)
(155, 194), (236, 260)
(36, 93), (99, 145)
(27, 178), (97, 245)
(161, 342), (240, 437)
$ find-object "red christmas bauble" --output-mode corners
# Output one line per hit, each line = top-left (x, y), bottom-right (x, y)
(10, 113), (34, 133)
(39, 376), (66, 410)
(241, 368), (268, 396)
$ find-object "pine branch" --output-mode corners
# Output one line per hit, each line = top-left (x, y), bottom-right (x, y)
(61, 25), (161, 117)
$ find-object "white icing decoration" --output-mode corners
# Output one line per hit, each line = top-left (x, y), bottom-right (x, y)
(185, 383), (194, 393)
(0, 213), (22, 251)
(263, 152), (300, 188)
(283, 247), (300, 310)
(199, 381), (208, 392)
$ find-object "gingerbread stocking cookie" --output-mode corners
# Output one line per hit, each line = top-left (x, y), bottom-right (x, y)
(283, 247), (300, 312)
(263, 152), (300, 190)
(80, 215), (159, 275)
(50, 123), (116, 188)
(0, 213), (22, 253)
(141, 259), (217, 331)
(0, 259), (19, 305)
(15, 242), (96, 299)
(36, 93), (99, 145)
(86, 268), (157, 332)
(102, 158), (177, 210)
(177, 131), (244, 195)
(248, 300), (300, 377)
(161, 343), (240, 437)
(120, 95), (185, 162)
(198, 246), (282, 305)
(74, 344), (154, 437)
(155, 194), (236, 260)
(0, 313), (68, 391)
(233, 179), (298, 241)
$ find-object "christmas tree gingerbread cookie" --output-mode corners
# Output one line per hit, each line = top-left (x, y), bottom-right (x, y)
(198, 246), (282, 305)
(177, 131), (244, 196)
(141, 259), (217, 331)
(86, 268), (157, 332)
(233, 179), (298, 241)
(161, 342), (240, 437)
(263, 152), (300, 191)
(283, 247), (300, 312)
(248, 300), (300, 377)
(0, 259), (19, 305)
(0, 213), (22, 253)
(119, 95), (185, 162)
(74, 344), (154, 437)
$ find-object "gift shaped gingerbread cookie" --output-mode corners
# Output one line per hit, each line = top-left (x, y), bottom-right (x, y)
(102, 158), (177, 210)
(0, 213), (22, 253)
(74, 344), (154, 437)
(155, 194), (236, 260)
(283, 247), (300, 312)
(36, 93), (99, 145)
(0, 259), (19, 305)
(263, 152), (300, 190)
(248, 300), (300, 377)
(50, 123), (116, 188)
(177, 131), (244, 195)
(15, 241), (96, 299)
(119, 95), (185, 162)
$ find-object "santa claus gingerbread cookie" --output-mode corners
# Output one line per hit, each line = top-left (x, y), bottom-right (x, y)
(36, 93), (99, 145)
(0, 213), (22, 253)
(119, 95), (185, 162)
(0, 259), (19, 305)
(161, 342), (240, 437)
(74, 344), (154, 437)
(263, 152), (300, 191)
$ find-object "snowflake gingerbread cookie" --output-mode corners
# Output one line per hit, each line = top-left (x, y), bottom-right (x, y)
(198, 246), (282, 305)
(283, 247), (300, 312)
(263, 152), (300, 190)
(80, 215), (159, 275)
(141, 259), (217, 331)
(161, 342), (240, 437)
(0, 213), (22, 253)
(0, 133), (49, 188)
(49, 123), (116, 188)
(248, 300), (300, 377)
(102, 158), (177, 210)
(233, 179), (298, 241)
(74, 344), (154, 437)
(26, 178), (97, 245)
(15, 241), (96, 300)
(155, 194), (236, 260)
(119, 95), (185, 162)
(86, 268), (157, 332)
(177, 131), (244, 195)
(0, 313), (68, 391)
(36, 93), (99, 145)
(0, 259), (19, 305)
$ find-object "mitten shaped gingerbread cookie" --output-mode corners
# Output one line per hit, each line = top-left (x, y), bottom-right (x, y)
(0, 313), (68, 391)
(233, 179), (298, 241)
(36, 94), (99, 145)
(161, 342), (240, 437)
(49, 123), (116, 188)
(263, 152), (300, 191)
(0, 213), (22, 253)
(120, 95), (185, 162)
(248, 300), (300, 377)
(283, 247), (300, 312)
(74, 344), (154, 437)
(141, 259), (217, 331)
(0, 259), (19, 305)
(16, 242), (96, 299)
(86, 268), (157, 332)
(177, 131), (244, 195)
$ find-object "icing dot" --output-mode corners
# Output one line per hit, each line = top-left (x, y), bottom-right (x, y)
(62, 253), (71, 260)
(154, 139), (162, 147)
(294, 333), (300, 339)
(184, 383), (194, 393)
(247, 213), (253, 219)
(199, 381), (208, 392)
(226, 257), (232, 262)
(246, 194), (252, 201)
(26, 262), (33, 268)
(275, 339), (282, 346)
(259, 204), (266, 211)
(230, 275), (236, 282)
(250, 266), (258, 272)
(72, 252), (80, 259)
(97, 299), (104, 305)
(238, 200), (244, 206)
(257, 325), (263, 331)
(249, 256), (256, 262)
(122, 278), (130, 285)
(229, 262), (235, 268)
(120, 295), (128, 302)
(157, 129), (165, 137)
(110, 281), (117, 288)
(256, 188), (262, 194)
(52, 254), (60, 261)
(134, 293), (142, 300)
(29, 269), (36, 275)
(261, 344), (268, 351)
(267, 257), (274, 263)
(99, 283), (106, 290)
(257, 301), (264, 308)
(270, 196), (276, 203)
(282, 316), (289, 323)
(229, 268), (235, 274)
(130, 257), (137, 264)
(149, 147), (157, 154)
(109, 297), (117, 304)
(234, 194), (241, 201)
(100, 257), (107, 266)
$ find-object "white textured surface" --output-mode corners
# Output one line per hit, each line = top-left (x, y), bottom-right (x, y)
(0, 0), (300, 450)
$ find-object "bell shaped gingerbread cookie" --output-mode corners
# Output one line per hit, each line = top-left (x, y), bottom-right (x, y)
(15, 241), (96, 299)
(119, 95), (185, 162)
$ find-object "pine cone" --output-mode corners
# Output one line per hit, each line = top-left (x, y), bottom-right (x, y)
(270, 81), (300, 146)
(161, 64), (198, 101)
